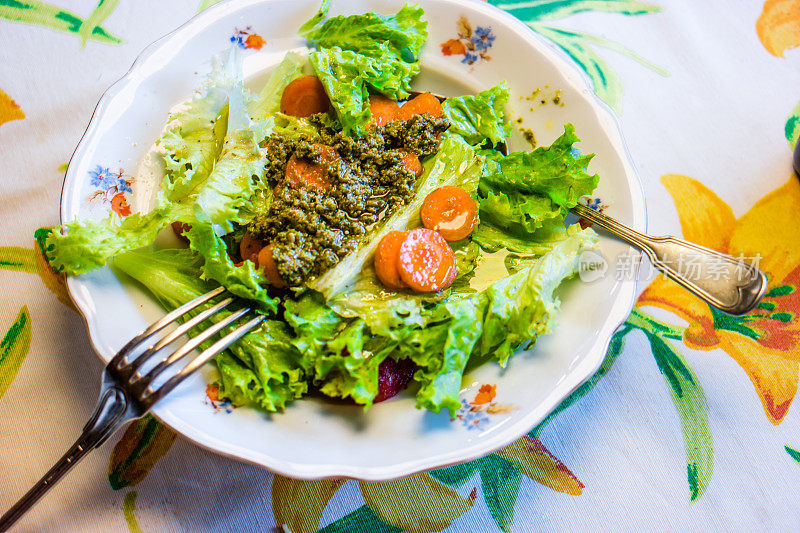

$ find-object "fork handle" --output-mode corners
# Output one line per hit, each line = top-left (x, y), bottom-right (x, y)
(0, 387), (130, 531)
(572, 203), (768, 316)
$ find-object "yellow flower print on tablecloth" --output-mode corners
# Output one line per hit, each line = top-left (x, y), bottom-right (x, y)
(0, 88), (24, 127)
(638, 174), (800, 424)
(757, 0), (800, 57)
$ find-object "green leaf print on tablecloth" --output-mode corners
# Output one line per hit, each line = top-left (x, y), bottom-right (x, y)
(787, 100), (800, 147)
(108, 415), (177, 490)
(0, 306), (32, 401)
(489, 0), (666, 110)
(786, 445), (800, 463)
(77, 0), (119, 47)
(639, 319), (714, 500)
(198, 0), (223, 11)
(0, 0), (122, 45)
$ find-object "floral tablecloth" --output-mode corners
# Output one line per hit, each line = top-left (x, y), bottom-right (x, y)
(2, 0), (800, 531)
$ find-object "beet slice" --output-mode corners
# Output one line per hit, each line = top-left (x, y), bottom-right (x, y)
(374, 357), (416, 403)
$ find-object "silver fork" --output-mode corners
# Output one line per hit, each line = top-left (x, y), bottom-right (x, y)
(0, 286), (265, 532)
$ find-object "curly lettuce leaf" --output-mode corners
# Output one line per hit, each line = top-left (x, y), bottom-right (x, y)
(193, 119), (271, 232)
(307, 48), (370, 134)
(111, 248), (306, 411)
(481, 124), (598, 208)
(159, 48), (241, 201)
(284, 291), (389, 406)
(45, 47), (272, 276)
(442, 83), (511, 146)
(184, 223), (278, 313)
(398, 297), (484, 414)
(217, 318), (307, 411)
(44, 203), (189, 276)
(302, 4), (428, 134)
(478, 188), (562, 235)
(191, 59), (272, 232)
(301, 4), (427, 63)
(309, 134), (484, 297)
(478, 225), (598, 364)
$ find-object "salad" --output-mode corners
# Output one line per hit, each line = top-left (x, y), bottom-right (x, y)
(44, 2), (600, 416)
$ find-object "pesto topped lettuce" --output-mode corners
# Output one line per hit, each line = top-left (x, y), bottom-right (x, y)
(43, 3), (601, 417)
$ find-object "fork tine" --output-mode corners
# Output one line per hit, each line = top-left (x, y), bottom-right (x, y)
(122, 296), (235, 378)
(141, 313), (266, 408)
(110, 286), (226, 369)
(132, 306), (253, 392)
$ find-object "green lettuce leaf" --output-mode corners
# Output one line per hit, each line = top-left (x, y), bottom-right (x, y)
(45, 203), (189, 276)
(301, 4), (428, 134)
(192, 59), (272, 232)
(271, 113), (325, 140)
(478, 225), (598, 365)
(284, 291), (388, 406)
(159, 48), (240, 202)
(442, 83), (511, 146)
(481, 124), (598, 208)
(479, 189), (561, 234)
(399, 296), (484, 414)
(45, 46), (271, 276)
(300, 3), (427, 64)
(111, 248), (306, 411)
(184, 222), (278, 313)
(307, 48), (370, 134)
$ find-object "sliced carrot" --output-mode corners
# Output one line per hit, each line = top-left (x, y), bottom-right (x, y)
(285, 144), (339, 191)
(374, 231), (409, 290)
(257, 243), (286, 288)
(420, 186), (479, 242)
(171, 221), (191, 243)
(397, 228), (457, 293)
(280, 76), (331, 118)
(398, 92), (443, 121)
(240, 232), (265, 263)
(401, 151), (423, 178)
(367, 94), (400, 127)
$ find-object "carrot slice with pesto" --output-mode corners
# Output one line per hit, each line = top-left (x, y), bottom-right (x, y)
(420, 186), (478, 242)
(284, 144), (339, 191)
(397, 228), (457, 292)
(280, 76), (331, 117)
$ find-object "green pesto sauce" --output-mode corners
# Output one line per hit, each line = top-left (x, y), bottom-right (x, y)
(249, 113), (450, 286)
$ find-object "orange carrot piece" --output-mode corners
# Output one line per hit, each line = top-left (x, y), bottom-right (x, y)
(280, 76), (331, 118)
(257, 244), (286, 288)
(374, 231), (409, 290)
(420, 186), (479, 242)
(398, 92), (443, 121)
(397, 228), (457, 293)
(240, 232), (265, 263)
(401, 151), (423, 178)
(367, 94), (400, 127)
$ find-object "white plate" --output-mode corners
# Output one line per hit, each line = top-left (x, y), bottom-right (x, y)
(61, 0), (645, 480)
